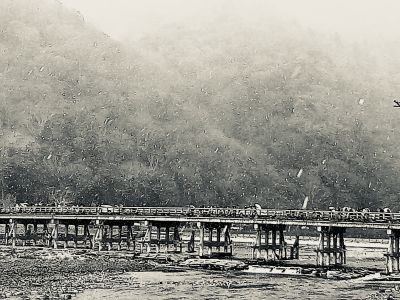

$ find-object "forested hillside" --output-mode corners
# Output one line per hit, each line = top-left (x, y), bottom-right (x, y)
(1, 0), (400, 210)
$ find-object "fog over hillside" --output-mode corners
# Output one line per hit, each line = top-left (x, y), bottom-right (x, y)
(1, 0), (400, 210)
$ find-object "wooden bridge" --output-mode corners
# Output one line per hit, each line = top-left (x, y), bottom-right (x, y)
(1, 206), (400, 273)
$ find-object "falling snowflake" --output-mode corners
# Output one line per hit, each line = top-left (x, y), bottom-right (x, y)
(297, 169), (303, 178)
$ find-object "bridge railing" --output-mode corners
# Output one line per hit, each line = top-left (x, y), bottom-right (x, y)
(1, 206), (400, 223)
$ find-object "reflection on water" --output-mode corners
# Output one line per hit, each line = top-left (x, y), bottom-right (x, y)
(74, 270), (397, 300)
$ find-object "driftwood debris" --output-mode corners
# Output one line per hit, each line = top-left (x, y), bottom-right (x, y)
(180, 258), (247, 271)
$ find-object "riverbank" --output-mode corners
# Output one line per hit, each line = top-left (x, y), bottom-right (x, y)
(0, 245), (399, 300)
(0, 247), (155, 299)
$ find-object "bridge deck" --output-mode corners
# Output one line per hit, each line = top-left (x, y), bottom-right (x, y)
(0, 206), (398, 229)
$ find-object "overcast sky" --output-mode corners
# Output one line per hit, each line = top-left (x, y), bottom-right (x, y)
(60, 0), (400, 42)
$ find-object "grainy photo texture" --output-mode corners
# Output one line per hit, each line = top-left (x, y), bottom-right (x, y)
(1, 0), (400, 299)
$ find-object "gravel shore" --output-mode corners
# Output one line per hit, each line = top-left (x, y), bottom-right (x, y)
(0, 246), (399, 300)
(0, 247), (155, 299)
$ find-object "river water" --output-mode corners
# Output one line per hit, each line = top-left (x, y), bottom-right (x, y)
(74, 269), (398, 300)
(74, 240), (399, 300)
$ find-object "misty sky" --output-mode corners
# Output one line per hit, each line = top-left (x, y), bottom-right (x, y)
(60, 0), (400, 42)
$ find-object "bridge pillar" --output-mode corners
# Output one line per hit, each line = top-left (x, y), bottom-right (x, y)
(105, 225), (112, 250)
(127, 224), (134, 251)
(155, 225), (161, 253)
(43, 223), (50, 247)
(5, 223), (10, 245)
(385, 229), (400, 274)
(198, 223), (232, 257)
(52, 221), (59, 249)
(22, 224), (28, 246)
(174, 226), (182, 252)
(63, 224), (69, 248)
(142, 221), (182, 254)
(33, 223), (38, 246)
(315, 226), (346, 267)
(143, 222), (152, 253)
(117, 225), (122, 250)
(93, 221), (104, 251)
(74, 225), (79, 248)
(5, 220), (17, 248)
(199, 224), (205, 257)
(251, 224), (289, 260)
(83, 224), (92, 248)
(11, 221), (16, 248)
(16, 222), (41, 247)
(290, 236), (300, 259)
(188, 229), (196, 253)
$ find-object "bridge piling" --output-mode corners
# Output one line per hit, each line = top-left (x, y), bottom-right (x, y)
(117, 225), (122, 251)
(22, 223), (28, 246)
(105, 225), (112, 250)
(93, 222), (104, 251)
(199, 223), (205, 256)
(216, 227), (221, 252)
(290, 235), (300, 259)
(8, 220), (16, 248)
(142, 221), (182, 254)
(126, 224), (133, 251)
(224, 225), (232, 254)
(198, 223), (232, 257)
(52, 221), (59, 249)
(156, 225), (161, 253)
(43, 223), (50, 247)
(84, 224), (92, 248)
(74, 225), (79, 248)
(33, 223), (38, 246)
(207, 227), (213, 255)
(165, 226), (170, 252)
(4, 223), (10, 245)
(385, 229), (400, 273)
(63, 224), (69, 248)
(252, 224), (288, 260)
(316, 226), (346, 267)
(188, 229), (195, 253)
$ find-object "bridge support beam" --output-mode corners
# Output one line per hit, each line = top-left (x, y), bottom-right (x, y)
(5, 220), (17, 248)
(142, 221), (182, 254)
(127, 224), (135, 251)
(93, 221), (104, 251)
(4, 223), (10, 245)
(22, 224), (28, 246)
(43, 223), (50, 247)
(52, 221), (59, 249)
(105, 225), (112, 250)
(251, 224), (289, 260)
(315, 226), (346, 267)
(290, 235), (300, 259)
(198, 222), (232, 258)
(74, 225), (79, 248)
(63, 224), (69, 248)
(33, 223), (38, 246)
(13, 221), (43, 247)
(187, 229), (196, 253)
(385, 229), (400, 274)
(83, 224), (92, 248)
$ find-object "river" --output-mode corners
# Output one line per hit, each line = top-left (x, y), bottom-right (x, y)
(74, 269), (398, 300)
(73, 239), (398, 300)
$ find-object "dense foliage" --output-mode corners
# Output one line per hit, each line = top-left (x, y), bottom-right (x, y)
(1, 0), (400, 209)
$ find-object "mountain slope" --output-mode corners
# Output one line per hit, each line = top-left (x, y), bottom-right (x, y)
(1, 0), (399, 210)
